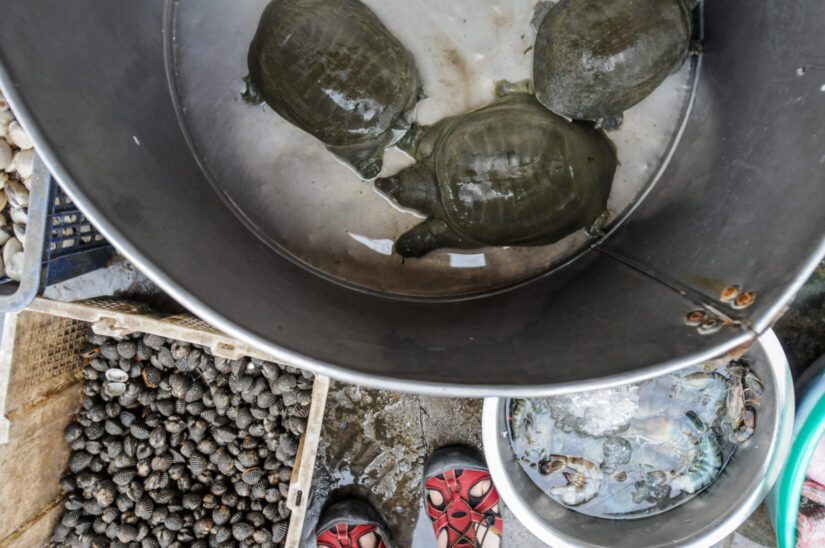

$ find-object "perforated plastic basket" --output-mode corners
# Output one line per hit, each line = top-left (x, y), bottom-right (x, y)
(42, 181), (114, 286)
(0, 157), (115, 313)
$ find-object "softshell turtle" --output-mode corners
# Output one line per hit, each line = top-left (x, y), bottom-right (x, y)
(533, 0), (697, 128)
(245, 0), (422, 179)
(376, 91), (617, 258)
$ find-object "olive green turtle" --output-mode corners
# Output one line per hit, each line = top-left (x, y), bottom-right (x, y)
(245, 0), (423, 179)
(376, 92), (617, 258)
(533, 0), (697, 128)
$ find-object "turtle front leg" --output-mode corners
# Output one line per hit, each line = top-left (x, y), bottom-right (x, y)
(531, 1), (555, 30)
(327, 137), (388, 181)
(395, 219), (471, 258)
(595, 114), (624, 130)
(375, 165), (439, 217)
(241, 75), (265, 106)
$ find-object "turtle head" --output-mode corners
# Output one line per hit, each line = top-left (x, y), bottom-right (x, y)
(395, 219), (452, 259)
(396, 124), (436, 161)
(394, 219), (469, 259)
(395, 221), (444, 258)
(375, 165), (438, 217)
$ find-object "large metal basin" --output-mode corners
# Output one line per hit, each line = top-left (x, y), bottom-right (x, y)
(0, 0), (823, 394)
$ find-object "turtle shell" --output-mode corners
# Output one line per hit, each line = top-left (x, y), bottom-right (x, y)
(533, 0), (694, 123)
(432, 94), (616, 246)
(247, 0), (420, 147)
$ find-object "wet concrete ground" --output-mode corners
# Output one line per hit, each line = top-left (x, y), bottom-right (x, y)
(775, 262), (825, 379)
(301, 386), (543, 546)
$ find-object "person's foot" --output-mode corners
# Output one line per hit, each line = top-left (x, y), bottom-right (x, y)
(424, 447), (503, 548)
(316, 499), (393, 548)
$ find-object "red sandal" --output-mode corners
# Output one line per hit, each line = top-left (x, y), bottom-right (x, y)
(316, 499), (393, 548)
(424, 447), (504, 547)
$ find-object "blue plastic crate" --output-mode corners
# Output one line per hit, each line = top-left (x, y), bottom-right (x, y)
(42, 179), (115, 286)
(0, 158), (115, 312)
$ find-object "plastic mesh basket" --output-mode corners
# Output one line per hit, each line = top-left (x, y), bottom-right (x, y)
(0, 163), (115, 312)
(42, 180), (114, 286)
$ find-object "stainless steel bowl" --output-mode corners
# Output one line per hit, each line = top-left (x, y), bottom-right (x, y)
(0, 0), (823, 394)
(482, 331), (794, 547)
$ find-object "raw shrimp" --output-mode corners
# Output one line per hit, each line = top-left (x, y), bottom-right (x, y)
(509, 399), (531, 438)
(675, 371), (728, 391)
(670, 412), (723, 495)
(728, 362), (765, 397)
(626, 416), (698, 476)
(540, 455), (604, 506)
(673, 371), (729, 421)
(721, 363), (762, 443)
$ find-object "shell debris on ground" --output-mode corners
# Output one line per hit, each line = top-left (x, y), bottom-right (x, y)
(0, 91), (33, 282)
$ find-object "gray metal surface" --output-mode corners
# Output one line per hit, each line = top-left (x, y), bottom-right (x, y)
(0, 0), (822, 394)
(0, 156), (49, 312)
(600, 0), (825, 334)
(482, 331), (794, 547)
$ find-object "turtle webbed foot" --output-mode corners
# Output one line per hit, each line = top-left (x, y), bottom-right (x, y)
(354, 159), (383, 180)
(241, 75), (264, 106)
(595, 114), (624, 130)
(327, 142), (384, 181)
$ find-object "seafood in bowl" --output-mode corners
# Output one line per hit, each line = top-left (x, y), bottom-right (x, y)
(375, 91), (616, 258)
(508, 360), (764, 518)
(245, 0), (423, 179)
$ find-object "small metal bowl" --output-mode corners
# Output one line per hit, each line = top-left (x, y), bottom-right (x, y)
(482, 331), (793, 547)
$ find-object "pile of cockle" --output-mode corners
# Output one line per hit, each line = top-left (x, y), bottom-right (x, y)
(0, 91), (34, 281)
(52, 331), (313, 547)
(509, 360), (764, 519)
